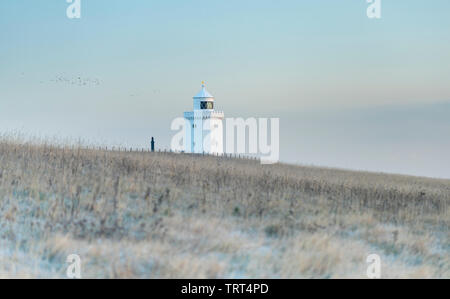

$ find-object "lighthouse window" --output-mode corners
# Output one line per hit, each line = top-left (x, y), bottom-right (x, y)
(200, 101), (214, 110)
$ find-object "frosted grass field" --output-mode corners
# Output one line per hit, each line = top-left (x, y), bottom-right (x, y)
(0, 138), (448, 278)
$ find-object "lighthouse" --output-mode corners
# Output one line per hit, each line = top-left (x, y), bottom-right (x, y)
(184, 82), (224, 154)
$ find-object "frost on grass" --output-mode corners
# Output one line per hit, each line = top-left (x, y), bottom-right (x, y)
(0, 139), (448, 278)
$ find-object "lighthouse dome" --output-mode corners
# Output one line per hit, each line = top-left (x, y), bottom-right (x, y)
(193, 82), (214, 99)
(193, 82), (215, 110)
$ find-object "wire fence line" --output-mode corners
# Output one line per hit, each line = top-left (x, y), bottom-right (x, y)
(63, 144), (260, 161)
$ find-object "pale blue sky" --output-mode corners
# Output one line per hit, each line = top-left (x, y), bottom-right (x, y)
(1, 1), (450, 178)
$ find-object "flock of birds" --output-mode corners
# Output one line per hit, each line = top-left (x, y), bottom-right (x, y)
(50, 75), (101, 87)
(20, 72), (161, 97)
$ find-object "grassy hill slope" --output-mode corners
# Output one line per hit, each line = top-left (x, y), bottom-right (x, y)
(0, 140), (448, 278)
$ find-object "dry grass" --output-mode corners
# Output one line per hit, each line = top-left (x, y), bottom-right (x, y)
(0, 137), (448, 278)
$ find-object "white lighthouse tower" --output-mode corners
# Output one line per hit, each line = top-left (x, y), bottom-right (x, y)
(184, 82), (224, 154)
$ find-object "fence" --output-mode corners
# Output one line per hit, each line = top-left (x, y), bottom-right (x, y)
(73, 145), (260, 161)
